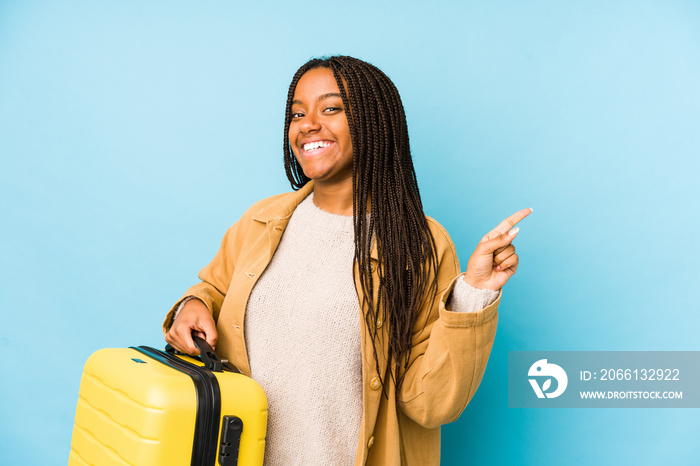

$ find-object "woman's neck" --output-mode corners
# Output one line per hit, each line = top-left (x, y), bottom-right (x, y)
(312, 181), (354, 216)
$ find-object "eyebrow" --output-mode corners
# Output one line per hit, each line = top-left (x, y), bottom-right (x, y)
(292, 93), (342, 105)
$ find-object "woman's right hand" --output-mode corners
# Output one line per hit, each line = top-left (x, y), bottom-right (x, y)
(165, 298), (219, 356)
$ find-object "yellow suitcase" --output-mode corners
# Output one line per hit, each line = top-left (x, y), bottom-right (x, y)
(69, 337), (267, 466)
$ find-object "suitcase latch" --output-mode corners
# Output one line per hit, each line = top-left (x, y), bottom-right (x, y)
(219, 415), (243, 465)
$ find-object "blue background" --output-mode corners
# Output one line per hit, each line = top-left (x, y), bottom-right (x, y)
(1, 1), (699, 464)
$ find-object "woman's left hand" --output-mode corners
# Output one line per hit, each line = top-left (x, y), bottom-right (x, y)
(463, 208), (533, 291)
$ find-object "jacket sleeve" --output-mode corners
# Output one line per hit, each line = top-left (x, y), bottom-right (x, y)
(162, 221), (240, 334)
(397, 219), (499, 429)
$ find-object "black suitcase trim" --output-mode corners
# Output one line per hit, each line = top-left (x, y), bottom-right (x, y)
(132, 346), (222, 466)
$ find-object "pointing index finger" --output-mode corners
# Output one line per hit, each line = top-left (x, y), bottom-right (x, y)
(484, 208), (533, 240)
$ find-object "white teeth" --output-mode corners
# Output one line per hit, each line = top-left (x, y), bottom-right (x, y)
(303, 141), (331, 151)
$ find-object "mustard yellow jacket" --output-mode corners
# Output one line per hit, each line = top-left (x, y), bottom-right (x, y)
(163, 181), (499, 465)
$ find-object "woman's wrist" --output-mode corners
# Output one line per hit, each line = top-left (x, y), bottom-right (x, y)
(171, 296), (198, 324)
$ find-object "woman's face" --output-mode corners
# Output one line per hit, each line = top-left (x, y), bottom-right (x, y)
(288, 67), (353, 188)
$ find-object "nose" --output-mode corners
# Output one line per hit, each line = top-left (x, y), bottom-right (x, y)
(298, 111), (321, 134)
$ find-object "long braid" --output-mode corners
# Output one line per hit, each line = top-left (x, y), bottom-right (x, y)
(283, 56), (439, 395)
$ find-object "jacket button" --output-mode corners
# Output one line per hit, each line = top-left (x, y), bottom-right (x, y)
(370, 377), (381, 390)
(367, 436), (374, 448)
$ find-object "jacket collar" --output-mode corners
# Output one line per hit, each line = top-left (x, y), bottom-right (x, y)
(252, 181), (315, 223)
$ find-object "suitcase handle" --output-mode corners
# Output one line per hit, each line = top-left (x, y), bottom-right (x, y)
(164, 335), (242, 373)
(164, 336), (223, 372)
(192, 336), (223, 372)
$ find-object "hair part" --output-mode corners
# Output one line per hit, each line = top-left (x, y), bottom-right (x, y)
(283, 55), (439, 396)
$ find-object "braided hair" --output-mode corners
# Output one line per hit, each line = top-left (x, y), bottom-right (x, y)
(283, 56), (439, 395)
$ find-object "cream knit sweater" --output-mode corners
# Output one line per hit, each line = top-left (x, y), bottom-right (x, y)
(177, 193), (498, 464)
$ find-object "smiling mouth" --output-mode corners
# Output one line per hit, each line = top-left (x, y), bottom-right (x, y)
(303, 140), (334, 152)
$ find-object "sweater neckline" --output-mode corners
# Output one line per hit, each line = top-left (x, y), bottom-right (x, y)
(295, 193), (355, 232)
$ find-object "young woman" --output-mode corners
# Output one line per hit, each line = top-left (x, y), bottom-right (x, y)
(163, 56), (531, 465)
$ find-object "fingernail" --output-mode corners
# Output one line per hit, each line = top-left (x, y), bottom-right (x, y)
(508, 227), (519, 236)
(529, 207), (534, 213)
